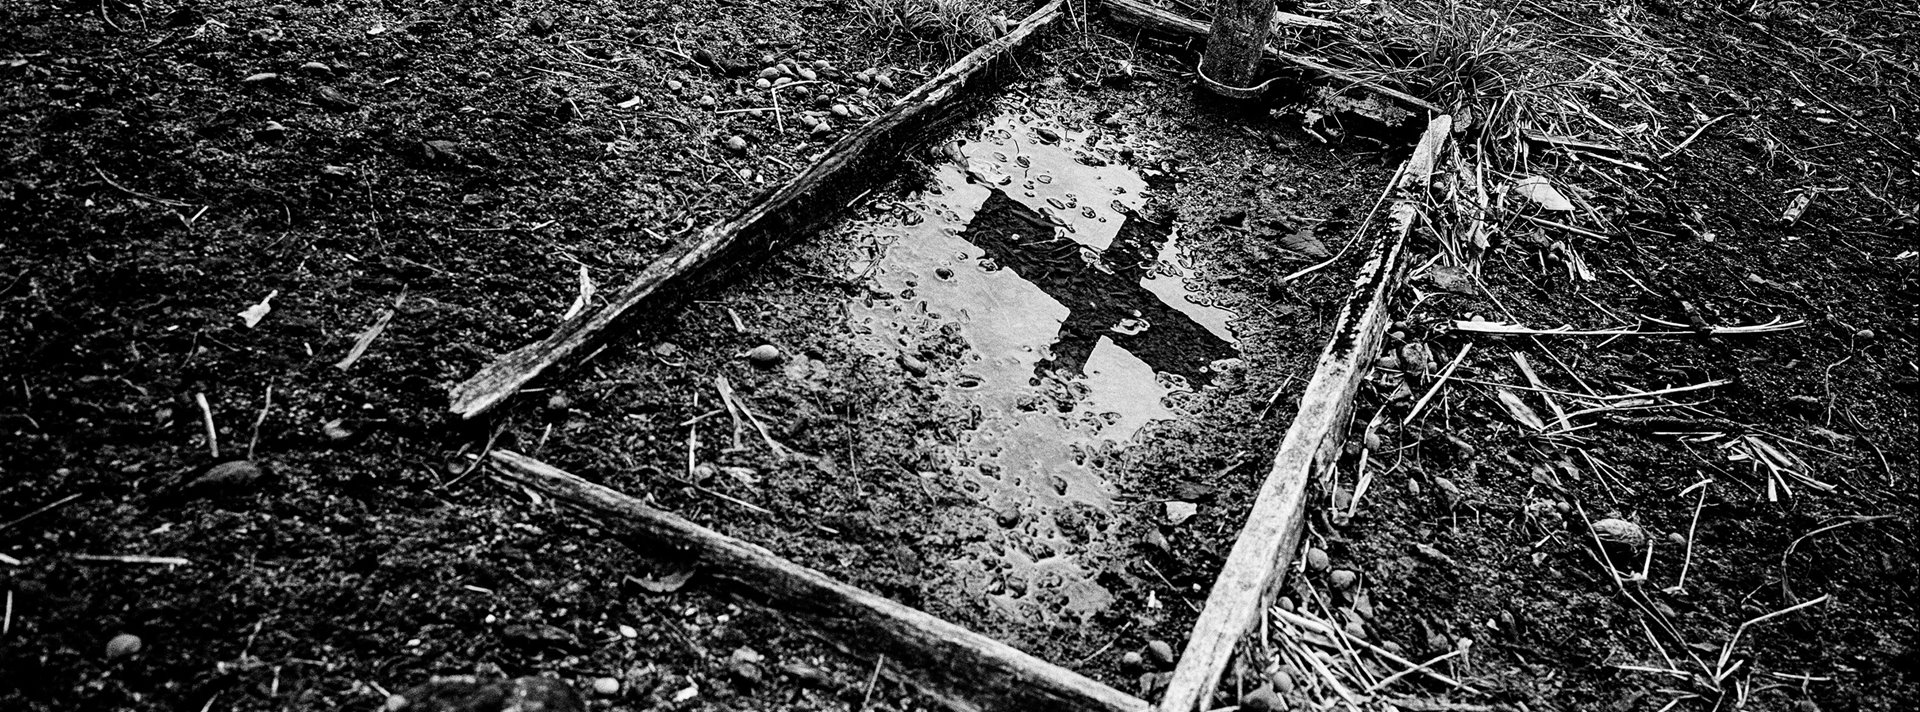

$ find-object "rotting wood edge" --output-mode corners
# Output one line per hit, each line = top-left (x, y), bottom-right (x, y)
(484, 449), (1150, 712)
(449, 0), (1068, 420)
(1157, 116), (1453, 712)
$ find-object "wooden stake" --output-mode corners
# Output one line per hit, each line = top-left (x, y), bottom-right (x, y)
(1157, 116), (1451, 712)
(1198, 0), (1280, 98)
(450, 1), (1068, 420)
(1102, 0), (1443, 115)
(484, 450), (1148, 712)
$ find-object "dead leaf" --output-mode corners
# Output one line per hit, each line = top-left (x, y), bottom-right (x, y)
(626, 568), (695, 594)
(1495, 388), (1547, 431)
(1513, 176), (1574, 211)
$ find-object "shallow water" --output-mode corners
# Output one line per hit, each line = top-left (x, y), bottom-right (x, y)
(847, 111), (1238, 624)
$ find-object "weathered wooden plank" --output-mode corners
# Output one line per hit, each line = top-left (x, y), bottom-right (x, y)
(1156, 116), (1452, 712)
(485, 449), (1150, 712)
(1102, 0), (1444, 116)
(450, 0), (1068, 420)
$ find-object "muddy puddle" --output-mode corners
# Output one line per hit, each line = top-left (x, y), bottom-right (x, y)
(845, 112), (1240, 626)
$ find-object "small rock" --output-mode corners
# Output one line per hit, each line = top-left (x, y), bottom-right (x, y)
(810, 121), (831, 136)
(1163, 500), (1198, 526)
(1667, 532), (1687, 546)
(724, 135), (748, 153)
(1119, 651), (1144, 671)
(1304, 547), (1330, 572)
(745, 344), (782, 367)
(1590, 518), (1648, 563)
(1241, 685), (1284, 712)
(1328, 569), (1358, 589)
(754, 78), (772, 89)
(830, 103), (850, 118)
(1270, 668), (1294, 692)
(1855, 328), (1876, 341)
(105, 633), (143, 660)
(545, 393), (571, 412)
(258, 120), (287, 141)
(1145, 640), (1175, 668)
(898, 353), (929, 376)
(590, 677), (619, 696)
(666, 78), (684, 92)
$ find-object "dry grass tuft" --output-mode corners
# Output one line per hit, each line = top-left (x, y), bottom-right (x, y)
(854, 0), (1002, 58)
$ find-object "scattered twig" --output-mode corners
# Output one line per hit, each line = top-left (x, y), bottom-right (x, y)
(0, 493), (85, 534)
(246, 385), (273, 461)
(1402, 343), (1473, 426)
(194, 392), (220, 458)
(72, 554), (192, 566)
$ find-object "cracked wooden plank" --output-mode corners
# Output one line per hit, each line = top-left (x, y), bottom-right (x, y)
(485, 449), (1150, 712)
(1157, 116), (1452, 712)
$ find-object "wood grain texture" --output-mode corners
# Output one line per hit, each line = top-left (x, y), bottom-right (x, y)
(450, 0), (1067, 419)
(1102, 0), (1444, 115)
(1156, 116), (1452, 712)
(485, 449), (1149, 712)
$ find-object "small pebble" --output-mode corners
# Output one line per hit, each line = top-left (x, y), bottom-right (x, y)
(1328, 569), (1358, 589)
(830, 103), (850, 118)
(106, 633), (143, 660)
(696, 95), (715, 108)
(1304, 547), (1330, 572)
(754, 78), (772, 89)
(745, 344), (781, 366)
(1241, 686), (1284, 712)
(725, 135), (748, 153)
(666, 78), (684, 91)
(1145, 640), (1176, 668)
(757, 66), (781, 79)
(1667, 532), (1687, 546)
(591, 677), (620, 696)
(1854, 328), (1876, 340)
(1119, 651), (1144, 671)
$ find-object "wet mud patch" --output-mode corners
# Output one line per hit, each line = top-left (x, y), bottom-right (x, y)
(847, 111), (1240, 627)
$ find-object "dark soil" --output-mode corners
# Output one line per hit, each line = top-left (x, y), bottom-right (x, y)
(2, 0), (1914, 710)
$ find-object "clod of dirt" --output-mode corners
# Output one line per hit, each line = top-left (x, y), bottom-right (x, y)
(1590, 518), (1648, 563)
(1329, 569), (1358, 589)
(1398, 342), (1434, 376)
(313, 86), (358, 111)
(745, 344), (782, 367)
(105, 633), (142, 660)
(1145, 639), (1176, 668)
(1241, 685), (1284, 712)
(1304, 546), (1330, 572)
(387, 675), (582, 712)
(1412, 542), (1455, 567)
(161, 460), (268, 503)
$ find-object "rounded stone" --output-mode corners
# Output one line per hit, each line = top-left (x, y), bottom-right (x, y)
(745, 344), (782, 367)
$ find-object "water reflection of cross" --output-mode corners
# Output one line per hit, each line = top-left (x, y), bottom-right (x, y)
(958, 187), (1237, 384)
